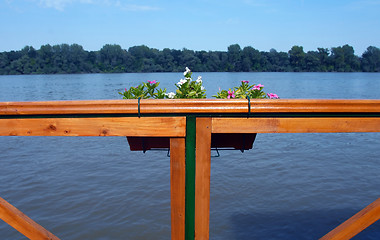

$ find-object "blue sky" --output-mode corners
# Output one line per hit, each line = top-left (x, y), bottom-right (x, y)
(1, 0), (380, 55)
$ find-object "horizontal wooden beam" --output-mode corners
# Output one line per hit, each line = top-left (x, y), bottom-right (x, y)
(0, 197), (60, 240)
(212, 117), (380, 133)
(1, 99), (380, 116)
(0, 117), (186, 137)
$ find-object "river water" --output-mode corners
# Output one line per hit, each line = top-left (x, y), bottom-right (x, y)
(1, 72), (380, 239)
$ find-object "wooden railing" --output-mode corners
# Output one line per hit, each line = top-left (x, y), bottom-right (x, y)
(1, 99), (380, 240)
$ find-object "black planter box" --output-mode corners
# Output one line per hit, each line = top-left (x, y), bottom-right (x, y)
(127, 133), (257, 152)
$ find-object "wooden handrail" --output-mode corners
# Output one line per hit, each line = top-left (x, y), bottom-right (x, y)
(1, 99), (380, 115)
(320, 198), (380, 240)
(0, 197), (60, 240)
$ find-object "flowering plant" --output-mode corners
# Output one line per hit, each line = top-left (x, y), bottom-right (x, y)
(119, 67), (206, 99)
(119, 80), (167, 99)
(172, 67), (206, 99)
(213, 80), (279, 99)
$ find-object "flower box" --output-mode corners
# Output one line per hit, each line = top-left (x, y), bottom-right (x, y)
(127, 133), (257, 152)
(120, 67), (277, 153)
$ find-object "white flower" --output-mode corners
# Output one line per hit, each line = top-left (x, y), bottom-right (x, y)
(196, 76), (202, 83)
(201, 86), (205, 91)
(177, 78), (187, 86)
(183, 67), (191, 76)
(166, 92), (175, 99)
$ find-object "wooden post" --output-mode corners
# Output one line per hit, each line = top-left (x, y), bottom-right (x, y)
(170, 138), (186, 240)
(195, 118), (212, 240)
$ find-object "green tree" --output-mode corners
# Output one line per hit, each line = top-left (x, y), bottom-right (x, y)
(342, 44), (360, 71)
(99, 44), (127, 72)
(227, 44), (242, 71)
(288, 45), (305, 71)
(128, 45), (153, 72)
(179, 48), (201, 71)
(156, 48), (175, 71)
(0, 52), (10, 74)
(331, 44), (360, 72)
(241, 46), (261, 71)
(305, 51), (320, 71)
(266, 49), (290, 71)
(37, 44), (55, 73)
(361, 46), (380, 72)
(1, 43), (379, 74)
(317, 48), (331, 71)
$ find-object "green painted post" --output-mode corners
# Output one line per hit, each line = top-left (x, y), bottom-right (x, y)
(185, 116), (196, 240)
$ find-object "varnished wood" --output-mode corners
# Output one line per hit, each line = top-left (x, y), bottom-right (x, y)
(195, 118), (212, 240)
(2, 99), (380, 240)
(320, 198), (380, 240)
(0, 197), (60, 240)
(212, 117), (380, 133)
(1, 99), (380, 115)
(170, 138), (186, 240)
(0, 117), (186, 137)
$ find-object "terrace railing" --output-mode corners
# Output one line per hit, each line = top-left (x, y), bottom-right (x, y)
(1, 99), (380, 240)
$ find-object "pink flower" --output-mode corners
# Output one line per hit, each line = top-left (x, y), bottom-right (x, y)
(125, 88), (127, 91)
(148, 80), (157, 84)
(241, 80), (249, 84)
(253, 84), (264, 90)
(267, 93), (279, 99)
(227, 90), (235, 99)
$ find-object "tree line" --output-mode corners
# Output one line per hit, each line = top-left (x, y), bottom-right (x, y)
(1, 43), (380, 75)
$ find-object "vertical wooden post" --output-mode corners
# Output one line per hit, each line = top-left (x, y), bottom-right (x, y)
(170, 138), (186, 240)
(195, 118), (212, 240)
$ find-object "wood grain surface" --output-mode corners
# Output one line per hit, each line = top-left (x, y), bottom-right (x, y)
(1, 99), (380, 115)
(0, 117), (186, 137)
(212, 117), (380, 133)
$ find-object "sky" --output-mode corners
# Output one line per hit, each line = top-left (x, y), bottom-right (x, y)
(1, 0), (380, 55)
